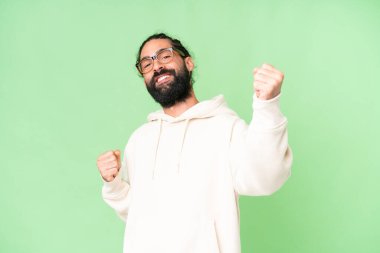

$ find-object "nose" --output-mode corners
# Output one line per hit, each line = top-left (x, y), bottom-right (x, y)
(152, 58), (164, 73)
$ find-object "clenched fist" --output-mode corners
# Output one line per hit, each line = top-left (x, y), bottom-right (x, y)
(253, 63), (284, 100)
(97, 150), (121, 182)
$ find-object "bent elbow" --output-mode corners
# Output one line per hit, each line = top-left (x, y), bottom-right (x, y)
(236, 159), (292, 196)
(258, 168), (291, 196)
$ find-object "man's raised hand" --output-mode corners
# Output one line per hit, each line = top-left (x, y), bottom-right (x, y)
(97, 150), (121, 182)
(253, 63), (284, 100)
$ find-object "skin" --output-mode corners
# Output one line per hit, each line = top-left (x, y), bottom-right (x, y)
(97, 39), (285, 182)
(253, 63), (284, 100)
(141, 39), (199, 118)
(97, 150), (121, 182)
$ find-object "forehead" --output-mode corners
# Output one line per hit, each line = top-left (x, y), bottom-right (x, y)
(140, 39), (172, 59)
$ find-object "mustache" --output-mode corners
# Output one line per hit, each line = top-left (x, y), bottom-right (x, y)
(152, 68), (176, 79)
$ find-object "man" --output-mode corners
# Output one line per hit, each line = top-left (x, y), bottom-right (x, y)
(96, 33), (292, 253)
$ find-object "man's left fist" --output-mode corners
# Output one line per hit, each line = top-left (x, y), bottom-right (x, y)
(253, 63), (284, 100)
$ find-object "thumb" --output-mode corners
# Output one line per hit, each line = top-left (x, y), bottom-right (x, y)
(114, 149), (121, 157)
(113, 150), (121, 168)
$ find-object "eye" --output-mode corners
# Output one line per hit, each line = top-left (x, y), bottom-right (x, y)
(140, 59), (152, 70)
(159, 53), (172, 62)
(143, 62), (151, 69)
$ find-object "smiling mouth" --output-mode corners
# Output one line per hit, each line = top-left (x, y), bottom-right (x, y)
(155, 74), (172, 85)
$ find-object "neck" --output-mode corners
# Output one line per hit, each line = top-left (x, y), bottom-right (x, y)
(163, 90), (199, 117)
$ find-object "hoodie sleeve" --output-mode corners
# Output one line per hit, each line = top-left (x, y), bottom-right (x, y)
(101, 135), (135, 222)
(229, 93), (293, 196)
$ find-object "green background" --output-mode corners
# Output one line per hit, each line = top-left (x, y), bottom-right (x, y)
(1, 0), (379, 252)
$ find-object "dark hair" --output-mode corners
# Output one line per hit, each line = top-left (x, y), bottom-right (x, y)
(136, 33), (191, 65)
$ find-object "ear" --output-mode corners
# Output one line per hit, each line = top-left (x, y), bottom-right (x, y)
(184, 57), (194, 72)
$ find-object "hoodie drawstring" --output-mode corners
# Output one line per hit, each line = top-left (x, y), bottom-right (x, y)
(147, 95), (234, 179)
(177, 119), (190, 173)
(152, 118), (162, 179)
(152, 118), (191, 178)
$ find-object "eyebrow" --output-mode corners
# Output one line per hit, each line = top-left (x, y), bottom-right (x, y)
(140, 47), (168, 61)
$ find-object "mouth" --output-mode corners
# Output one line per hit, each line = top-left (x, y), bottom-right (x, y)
(154, 73), (173, 86)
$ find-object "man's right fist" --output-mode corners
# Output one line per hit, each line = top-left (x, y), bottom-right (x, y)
(97, 150), (121, 182)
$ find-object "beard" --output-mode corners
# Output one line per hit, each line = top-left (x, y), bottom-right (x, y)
(145, 65), (192, 108)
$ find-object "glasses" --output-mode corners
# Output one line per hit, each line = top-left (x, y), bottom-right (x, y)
(136, 47), (185, 74)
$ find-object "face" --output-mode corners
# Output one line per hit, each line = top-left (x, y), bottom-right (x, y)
(139, 39), (194, 108)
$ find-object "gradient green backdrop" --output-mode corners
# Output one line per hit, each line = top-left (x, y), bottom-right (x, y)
(1, 0), (379, 252)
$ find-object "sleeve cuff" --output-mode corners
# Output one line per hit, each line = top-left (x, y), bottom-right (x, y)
(102, 173), (124, 194)
(252, 93), (287, 129)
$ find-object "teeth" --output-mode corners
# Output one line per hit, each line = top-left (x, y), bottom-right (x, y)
(157, 75), (169, 82)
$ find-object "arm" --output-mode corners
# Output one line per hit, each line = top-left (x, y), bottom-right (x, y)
(102, 171), (130, 222)
(99, 136), (135, 222)
(229, 94), (292, 196)
(229, 63), (293, 196)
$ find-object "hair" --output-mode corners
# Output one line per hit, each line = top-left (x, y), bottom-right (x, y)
(136, 33), (192, 64)
(136, 33), (195, 84)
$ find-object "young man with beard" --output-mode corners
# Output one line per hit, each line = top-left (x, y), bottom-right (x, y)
(96, 33), (293, 253)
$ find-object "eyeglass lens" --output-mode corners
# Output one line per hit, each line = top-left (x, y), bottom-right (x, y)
(139, 49), (174, 73)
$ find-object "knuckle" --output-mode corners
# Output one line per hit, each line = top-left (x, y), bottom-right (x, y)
(103, 150), (112, 156)
(105, 151), (113, 157)
(109, 170), (117, 176)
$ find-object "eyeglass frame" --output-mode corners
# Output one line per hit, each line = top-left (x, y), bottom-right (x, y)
(135, 47), (186, 74)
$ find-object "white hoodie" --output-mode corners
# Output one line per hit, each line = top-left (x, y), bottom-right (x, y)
(102, 94), (292, 253)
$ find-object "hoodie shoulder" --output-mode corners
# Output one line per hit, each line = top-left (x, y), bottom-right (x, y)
(133, 121), (157, 137)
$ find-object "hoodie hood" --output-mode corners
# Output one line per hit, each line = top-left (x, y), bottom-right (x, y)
(147, 95), (237, 122)
(146, 95), (237, 178)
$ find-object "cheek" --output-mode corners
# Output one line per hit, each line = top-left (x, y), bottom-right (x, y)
(143, 74), (153, 84)
(164, 62), (180, 72)
(173, 60), (188, 73)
